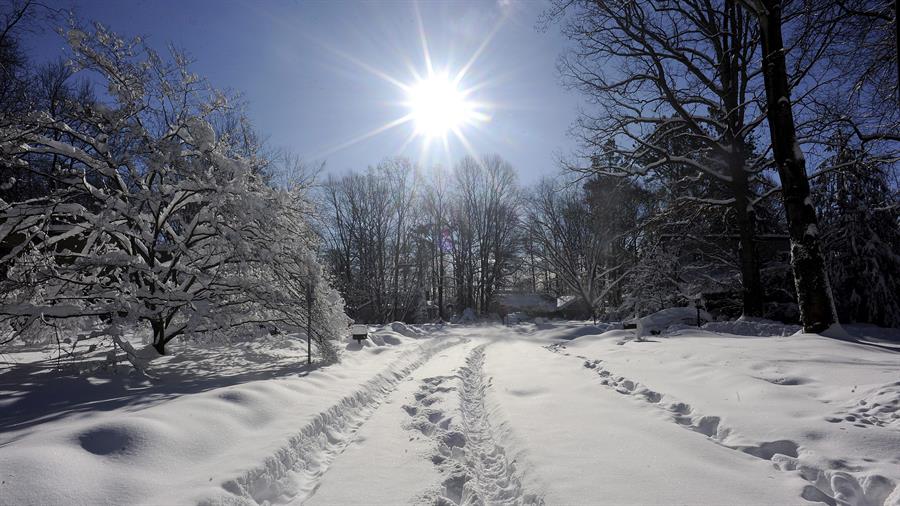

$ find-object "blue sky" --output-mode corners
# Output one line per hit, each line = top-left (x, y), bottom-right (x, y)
(24, 0), (581, 183)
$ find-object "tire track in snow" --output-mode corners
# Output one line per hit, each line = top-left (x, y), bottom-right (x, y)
(547, 343), (898, 506)
(203, 337), (464, 506)
(405, 344), (543, 505)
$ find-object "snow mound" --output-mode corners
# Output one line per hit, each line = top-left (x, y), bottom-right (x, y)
(343, 326), (410, 349)
(704, 318), (801, 337)
(389, 321), (423, 337)
(559, 329), (636, 349)
(634, 307), (711, 337)
(591, 322), (621, 333)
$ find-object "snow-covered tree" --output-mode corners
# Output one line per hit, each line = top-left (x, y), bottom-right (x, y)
(812, 134), (900, 327)
(0, 23), (347, 358)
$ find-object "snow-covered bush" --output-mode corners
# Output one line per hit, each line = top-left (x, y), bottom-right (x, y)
(632, 307), (712, 337)
(0, 22), (348, 359)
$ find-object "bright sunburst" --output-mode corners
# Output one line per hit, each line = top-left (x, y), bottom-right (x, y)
(311, 3), (504, 164)
(406, 73), (474, 139)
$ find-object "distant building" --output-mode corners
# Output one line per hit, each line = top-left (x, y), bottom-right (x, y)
(495, 292), (557, 318)
(555, 295), (589, 319)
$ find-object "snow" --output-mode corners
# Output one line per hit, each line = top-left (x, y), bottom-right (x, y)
(486, 338), (807, 504)
(306, 341), (478, 505)
(184, 117), (216, 152)
(558, 323), (900, 505)
(1, 321), (899, 505)
(704, 317), (802, 336)
(631, 306), (712, 337)
(793, 140), (807, 162)
(389, 321), (425, 338)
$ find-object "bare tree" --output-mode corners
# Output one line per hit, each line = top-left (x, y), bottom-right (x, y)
(449, 155), (521, 314)
(423, 166), (452, 319)
(552, 0), (772, 317)
(318, 158), (427, 323)
(526, 179), (632, 318)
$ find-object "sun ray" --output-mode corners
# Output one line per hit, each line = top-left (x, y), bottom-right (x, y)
(396, 130), (419, 156)
(314, 113), (414, 159)
(453, 12), (508, 86)
(442, 134), (452, 168)
(321, 43), (411, 92)
(451, 126), (484, 167)
(417, 134), (433, 168)
(413, 1), (434, 76)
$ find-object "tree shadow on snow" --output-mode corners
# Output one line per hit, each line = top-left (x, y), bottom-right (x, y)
(0, 341), (325, 441)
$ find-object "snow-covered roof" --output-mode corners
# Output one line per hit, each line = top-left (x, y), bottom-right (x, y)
(556, 295), (578, 310)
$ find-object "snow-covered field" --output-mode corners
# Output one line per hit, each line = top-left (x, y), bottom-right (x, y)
(1, 321), (898, 505)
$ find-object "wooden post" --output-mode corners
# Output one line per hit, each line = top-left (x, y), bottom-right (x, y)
(307, 283), (314, 366)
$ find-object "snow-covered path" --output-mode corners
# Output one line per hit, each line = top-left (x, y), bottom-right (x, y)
(303, 340), (478, 505)
(290, 327), (813, 505)
(304, 338), (542, 505)
(2, 322), (898, 505)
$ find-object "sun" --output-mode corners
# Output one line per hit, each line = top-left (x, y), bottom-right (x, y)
(310, 3), (504, 163)
(406, 74), (474, 139)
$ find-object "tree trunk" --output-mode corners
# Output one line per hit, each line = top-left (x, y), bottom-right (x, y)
(756, 0), (836, 332)
(730, 146), (764, 317)
(151, 320), (167, 355)
(722, 0), (764, 318)
(307, 287), (313, 365)
(438, 246), (445, 320)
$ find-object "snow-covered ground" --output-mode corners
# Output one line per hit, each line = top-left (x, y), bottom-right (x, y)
(1, 320), (898, 505)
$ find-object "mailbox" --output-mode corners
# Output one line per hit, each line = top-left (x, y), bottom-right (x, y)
(351, 324), (369, 343)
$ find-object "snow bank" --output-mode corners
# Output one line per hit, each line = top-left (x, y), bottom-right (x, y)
(554, 323), (900, 505)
